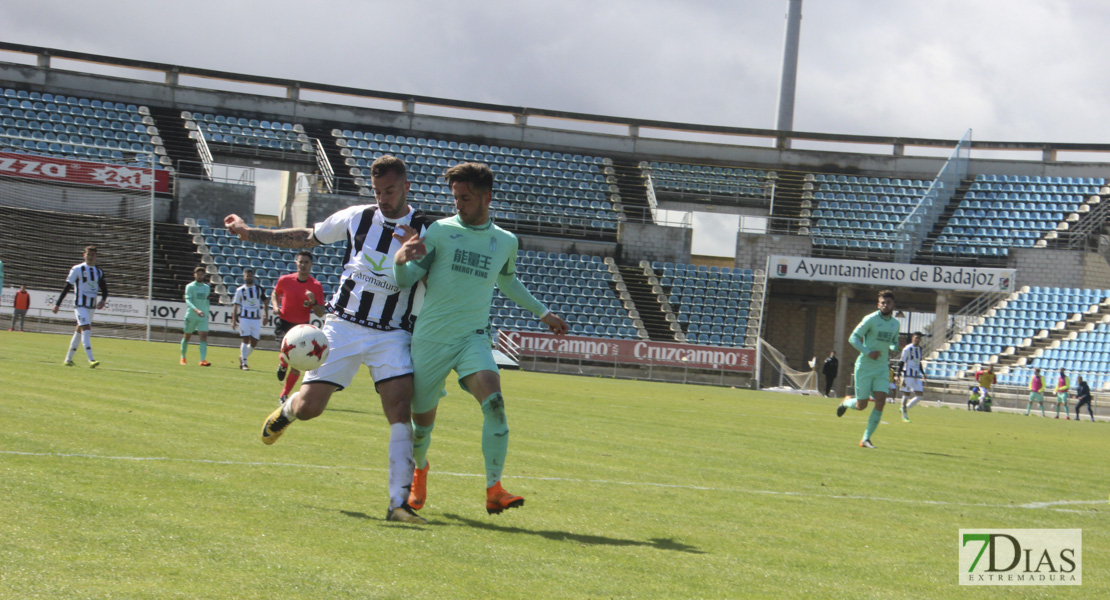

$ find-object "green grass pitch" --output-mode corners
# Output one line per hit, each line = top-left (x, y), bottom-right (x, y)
(0, 331), (1104, 599)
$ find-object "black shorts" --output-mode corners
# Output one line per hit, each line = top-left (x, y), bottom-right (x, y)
(274, 317), (307, 341)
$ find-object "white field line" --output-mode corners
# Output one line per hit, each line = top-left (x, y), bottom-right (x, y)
(2, 450), (1102, 514)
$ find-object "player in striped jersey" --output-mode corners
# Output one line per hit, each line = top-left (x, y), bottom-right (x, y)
(52, 245), (108, 368)
(232, 268), (269, 371)
(224, 155), (432, 523)
(897, 332), (927, 422)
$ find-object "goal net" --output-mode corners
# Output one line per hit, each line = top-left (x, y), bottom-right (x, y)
(0, 150), (161, 339)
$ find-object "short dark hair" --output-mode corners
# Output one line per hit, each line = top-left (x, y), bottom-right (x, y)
(370, 155), (407, 179)
(444, 162), (494, 194)
(193, 266), (206, 274)
(911, 331), (923, 338)
(84, 245), (98, 255)
(243, 268), (255, 274)
(878, 289), (895, 302)
(296, 250), (314, 262)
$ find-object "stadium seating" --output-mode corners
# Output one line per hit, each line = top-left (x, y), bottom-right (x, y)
(644, 161), (776, 201)
(0, 87), (171, 168)
(198, 223), (639, 338)
(646, 261), (762, 348)
(494, 252), (641, 339)
(802, 173), (929, 255)
(331, 130), (620, 236)
(184, 112), (313, 154)
(929, 286), (1110, 388)
(932, 174), (1104, 256)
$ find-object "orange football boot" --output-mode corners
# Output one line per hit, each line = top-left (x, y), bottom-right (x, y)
(486, 482), (524, 515)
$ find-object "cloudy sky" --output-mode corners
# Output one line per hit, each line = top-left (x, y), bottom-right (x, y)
(6, 0), (1110, 254)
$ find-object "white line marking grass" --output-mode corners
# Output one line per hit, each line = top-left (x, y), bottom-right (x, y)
(2, 450), (1101, 514)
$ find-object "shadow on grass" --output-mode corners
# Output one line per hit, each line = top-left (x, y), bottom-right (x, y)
(340, 510), (430, 529)
(439, 512), (706, 554)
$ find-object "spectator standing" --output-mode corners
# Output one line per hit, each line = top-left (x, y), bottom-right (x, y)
(1053, 367), (1070, 419)
(1074, 375), (1095, 422)
(822, 351), (839, 397)
(10, 285), (30, 331)
(1025, 368), (1046, 417)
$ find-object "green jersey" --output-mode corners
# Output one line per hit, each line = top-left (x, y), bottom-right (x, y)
(849, 310), (900, 375)
(184, 281), (211, 316)
(394, 215), (547, 342)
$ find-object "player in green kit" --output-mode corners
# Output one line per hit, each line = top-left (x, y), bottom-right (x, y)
(181, 266), (212, 366)
(393, 162), (569, 515)
(836, 289), (900, 448)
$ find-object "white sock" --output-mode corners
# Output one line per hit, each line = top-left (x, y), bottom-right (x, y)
(388, 422), (415, 510)
(66, 332), (80, 361)
(281, 396), (298, 421)
(906, 396), (920, 409)
(244, 344), (254, 359)
(81, 330), (94, 360)
(240, 343), (250, 362)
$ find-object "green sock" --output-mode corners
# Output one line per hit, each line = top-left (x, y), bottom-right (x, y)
(180, 338), (188, 358)
(863, 408), (882, 441)
(480, 392), (509, 488)
(412, 422), (434, 469)
(199, 341), (207, 361)
(1025, 403), (1031, 416)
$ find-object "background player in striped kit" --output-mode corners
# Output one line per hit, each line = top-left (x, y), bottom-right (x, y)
(232, 267), (268, 371)
(224, 155), (432, 523)
(181, 266), (212, 366)
(52, 245), (108, 368)
(897, 332), (927, 422)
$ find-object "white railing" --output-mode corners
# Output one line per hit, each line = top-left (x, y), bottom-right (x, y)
(314, 138), (335, 193)
(190, 130), (214, 178)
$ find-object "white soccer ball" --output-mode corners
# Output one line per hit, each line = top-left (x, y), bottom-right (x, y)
(281, 324), (330, 372)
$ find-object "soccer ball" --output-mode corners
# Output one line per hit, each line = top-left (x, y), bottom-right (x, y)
(281, 324), (330, 372)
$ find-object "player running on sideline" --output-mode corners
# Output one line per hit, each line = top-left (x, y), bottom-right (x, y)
(393, 162), (569, 515)
(231, 268), (269, 371)
(897, 332), (927, 422)
(1074, 375), (1095, 422)
(181, 266), (212, 366)
(836, 289), (900, 448)
(52, 245), (108, 368)
(225, 155), (432, 523)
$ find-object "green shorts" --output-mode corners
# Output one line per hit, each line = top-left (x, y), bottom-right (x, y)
(184, 312), (209, 334)
(411, 333), (498, 415)
(854, 367), (889, 400)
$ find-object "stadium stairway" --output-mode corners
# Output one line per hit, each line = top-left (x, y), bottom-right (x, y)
(153, 221), (205, 301)
(917, 180), (972, 256)
(147, 106), (205, 177)
(611, 159), (652, 223)
(615, 264), (676, 341)
(993, 302), (1110, 371)
(769, 170), (807, 232)
(303, 124), (361, 195)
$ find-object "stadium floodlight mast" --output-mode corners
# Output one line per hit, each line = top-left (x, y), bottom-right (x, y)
(775, 0), (804, 147)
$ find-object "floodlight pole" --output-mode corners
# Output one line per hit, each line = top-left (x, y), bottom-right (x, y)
(146, 151), (155, 342)
(775, 0), (804, 148)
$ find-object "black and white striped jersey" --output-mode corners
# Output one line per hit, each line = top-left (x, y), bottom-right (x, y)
(64, 262), (107, 308)
(232, 283), (267, 320)
(899, 343), (926, 378)
(313, 204), (431, 331)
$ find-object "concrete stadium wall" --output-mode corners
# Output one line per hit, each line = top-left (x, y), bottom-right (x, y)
(1010, 248), (1110, 290)
(762, 294), (876, 388)
(176, 178), (254, 226)
(617, 222), (692, 264)
(734, 232), (812, 271)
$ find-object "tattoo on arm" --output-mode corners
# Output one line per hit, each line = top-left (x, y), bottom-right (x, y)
(247, 228), (318, 249)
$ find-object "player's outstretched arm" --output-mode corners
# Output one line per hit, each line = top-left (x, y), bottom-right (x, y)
(224, 214), (319, 249)
(540, 312), (569, 335)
